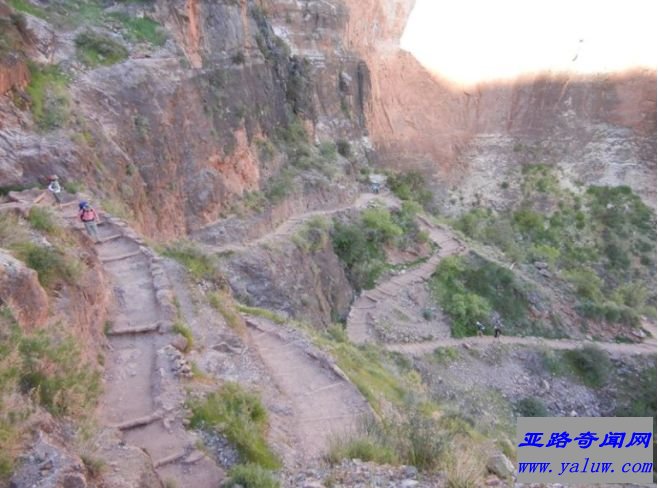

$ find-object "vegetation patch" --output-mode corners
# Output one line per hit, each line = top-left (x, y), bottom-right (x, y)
(387, 170), (434, 211)
(235, 304), (286, 324)
(26, 63), (70, 130)
(224, 463), (280, 488)
(0, 307), (101, 480)
(452, 164), (656, 331)
(515, 397), (548, 417)
(563, 346), (611, 388)
(429, 254), (540, 337)
(172, 321), (193, 352)
(75, 31), (128, 67)
(291, 216), (330, 253)
(7, 0), (47, 19)
(208, 292), (246, 332)
(188, 383), (280, 469)
(109, 13), (167, 45)
(332, 203), (426, 290)
(327, 408), (480, 473)
(160, 240), (222, 282)
(12, 242), (80, 289)
(27, 207), (58, 235)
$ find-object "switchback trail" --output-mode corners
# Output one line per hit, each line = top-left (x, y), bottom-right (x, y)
(346, 220), (465, 344)
(201, 191), (398, 255)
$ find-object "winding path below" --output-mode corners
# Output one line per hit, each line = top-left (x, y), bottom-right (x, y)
(245, 316), (371, 463)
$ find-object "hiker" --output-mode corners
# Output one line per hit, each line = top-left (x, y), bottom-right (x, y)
(494, 321), (502, 339)
(79, 201), (100, 243)
(47, 175), (62, 204)
(476, 320), (485, 337)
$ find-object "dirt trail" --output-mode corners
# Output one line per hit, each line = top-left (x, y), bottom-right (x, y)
(386, 335), (657, 357)
(245, 316), (371, 462)
(56, 204), (224, 487)
(203, 191), (398, 255)
(346, 221), (465, 344)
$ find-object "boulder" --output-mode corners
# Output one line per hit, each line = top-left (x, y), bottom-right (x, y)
(487, 453), (515, 479)
(171, 334), (190, 352)
(0, 249), (49, 329)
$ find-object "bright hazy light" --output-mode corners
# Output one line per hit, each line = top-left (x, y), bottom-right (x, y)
(400, 0), (658, 86)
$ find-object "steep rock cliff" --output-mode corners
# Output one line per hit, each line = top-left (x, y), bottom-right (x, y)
(341, 0), (656, 208)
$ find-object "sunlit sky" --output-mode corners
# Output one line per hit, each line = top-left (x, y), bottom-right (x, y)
(400, 0), (658, 86)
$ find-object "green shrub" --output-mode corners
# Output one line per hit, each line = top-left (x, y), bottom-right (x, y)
(27, 207), (58, 234)
(75, 31), (128, 67)
(236, 304), (286, 324)
(13, 242), (79, 289)
(563, 346), (610, 388)
(332, 220), (385, 290)
(1, 318), (101, 418)
(208, 292), (245, 332)
(327, 437), (397, 465)
(26, 63), (70, 130)
(62, 180), (83, 194)
(563, 267), (604, 302)
(326, 410), (448, 471)
(361, 207), (403, 243)
(319, 141), (337, 161)
(387, 171), (433, 209)
(515, 397), (547, 417)
(109, 13), (167, 45)
(160, 241), (221, 282)
(189, 383), (280, 468)
(264, 168), (296, 203)
(172, 321), (193, 352)
(433, 347), (460, 364)
(7, 0), (47, 19)
(225, 463), (279, 488)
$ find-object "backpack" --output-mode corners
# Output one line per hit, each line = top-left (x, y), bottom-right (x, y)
(80, 208), (96, 222)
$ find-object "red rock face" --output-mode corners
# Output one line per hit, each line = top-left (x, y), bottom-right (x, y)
(0, 57), (29, 96)
(342, 0), (656, 205)
(0, 250), (49, 330)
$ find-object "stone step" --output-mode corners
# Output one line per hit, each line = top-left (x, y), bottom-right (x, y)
(153, 450), (187, 469)
(113, 411), (162, 430)
(99, 233), (124, 244)
(107, 322), (161, 336)
(101, 250), (142, 263)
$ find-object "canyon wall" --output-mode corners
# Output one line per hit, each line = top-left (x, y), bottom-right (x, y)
(341, 0), (657, 209)
(0, 0), (370, 238)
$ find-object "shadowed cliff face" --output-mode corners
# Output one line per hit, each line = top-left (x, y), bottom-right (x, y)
(341, 0), (656, 208)
(0, 0), (370, 237)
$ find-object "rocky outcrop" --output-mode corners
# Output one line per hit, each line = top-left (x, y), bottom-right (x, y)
(221, 235), (353, 327)
(9, 431), (89, 488)
(0, 249), (49, 329)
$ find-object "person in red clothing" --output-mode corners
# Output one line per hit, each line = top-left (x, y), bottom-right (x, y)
(79, 201), (100, 243)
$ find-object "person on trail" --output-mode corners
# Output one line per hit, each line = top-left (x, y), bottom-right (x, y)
(494, 321), (502, 339)
(47, 175), (62, 204)
(79, 201), (100, 243)
(476, 320), (485, 337)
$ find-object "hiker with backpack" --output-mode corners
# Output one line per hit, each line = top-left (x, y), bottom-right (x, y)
(79, 201), (100, 243)
(476, 320), (485, 337)
(47, 175), (62, 204)
(493, 320), (503, 339)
